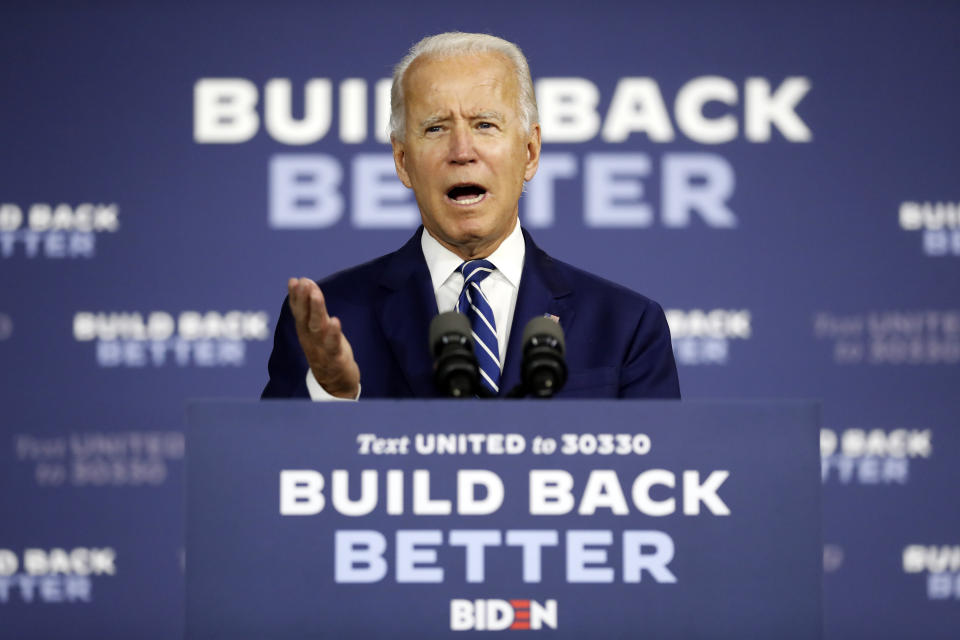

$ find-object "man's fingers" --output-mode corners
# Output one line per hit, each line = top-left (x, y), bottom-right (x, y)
(287, 278), (304, 321)
(307, 290), (328, 333)
(288, 277), (312, 321)
(286, 277), (356, 397)
(323, 317), (343, 354)
(288, 277), (326, 328)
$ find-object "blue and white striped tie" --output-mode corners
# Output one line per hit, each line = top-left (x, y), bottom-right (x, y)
(457, 260), (500, 396)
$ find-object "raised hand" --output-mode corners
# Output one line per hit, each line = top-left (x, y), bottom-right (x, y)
(287, 277), (361, 399)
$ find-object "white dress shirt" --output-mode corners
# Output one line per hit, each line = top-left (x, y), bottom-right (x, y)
(307, 220), (526, 400)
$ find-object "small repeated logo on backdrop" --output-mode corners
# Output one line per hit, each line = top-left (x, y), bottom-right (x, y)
(0, 547), (117, 604)
(0, 312), (12, 341)
(450, 598), (558, 631)
(0, 203), (119, 259)
(13, 431), (184, 488)
(665, 308), (752, 366)
(899, 201), (960, 257)
(813, 310), (960, 365)
(72, 310), (270, 367)
(903, 545), (960, 601)
(820, 428), (932, 485)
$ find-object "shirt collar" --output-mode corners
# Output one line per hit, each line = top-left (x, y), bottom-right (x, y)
(420, 219), (525, 294)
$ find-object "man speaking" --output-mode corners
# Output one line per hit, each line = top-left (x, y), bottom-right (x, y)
(262, 32), (680, 400)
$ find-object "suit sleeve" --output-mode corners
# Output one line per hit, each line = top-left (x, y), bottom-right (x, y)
(261, 295), (310, 399)
(619, 301), (681, 399)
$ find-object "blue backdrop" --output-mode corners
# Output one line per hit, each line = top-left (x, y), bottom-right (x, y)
(1, 1), (958, 637)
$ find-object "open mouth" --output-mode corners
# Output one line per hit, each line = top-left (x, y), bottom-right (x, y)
(446, 184), (487, 206)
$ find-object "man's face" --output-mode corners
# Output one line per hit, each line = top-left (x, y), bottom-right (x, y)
(392, 52), (541, 260)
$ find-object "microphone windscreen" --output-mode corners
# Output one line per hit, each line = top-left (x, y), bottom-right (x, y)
(429, 311), (473, 353)
(522, 315), (565, 354)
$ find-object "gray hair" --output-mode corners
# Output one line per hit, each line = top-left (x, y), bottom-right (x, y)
(389, 32), (539, 141)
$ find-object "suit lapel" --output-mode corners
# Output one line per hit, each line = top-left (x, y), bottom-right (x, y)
(500, 230), (575, 395)
(375, 228), (438, 397)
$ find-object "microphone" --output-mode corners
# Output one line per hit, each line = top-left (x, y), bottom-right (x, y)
(519, 316), (568, 398)
(429, 311), (480, 398)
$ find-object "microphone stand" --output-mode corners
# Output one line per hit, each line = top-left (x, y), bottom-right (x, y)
(505, 384), (529, 398)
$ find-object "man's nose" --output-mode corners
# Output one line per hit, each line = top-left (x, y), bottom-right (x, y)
(447, 125), (477, 164)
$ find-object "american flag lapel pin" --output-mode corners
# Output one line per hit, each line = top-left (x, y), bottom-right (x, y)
(543, 313), (560, 324)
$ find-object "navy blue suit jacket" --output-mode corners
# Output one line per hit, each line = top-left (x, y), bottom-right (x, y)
(262, 228), (680, 399)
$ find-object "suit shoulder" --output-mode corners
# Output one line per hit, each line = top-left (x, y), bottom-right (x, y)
(313, 252), (394, 302)
(545, 254), (663, 313)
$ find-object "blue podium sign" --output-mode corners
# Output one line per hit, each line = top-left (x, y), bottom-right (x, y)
(185, 400), (821, 638)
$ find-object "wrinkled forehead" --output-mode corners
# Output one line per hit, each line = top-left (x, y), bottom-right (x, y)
(402, 52), (519, 108)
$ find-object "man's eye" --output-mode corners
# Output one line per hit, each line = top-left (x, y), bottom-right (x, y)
(426, 126), (442, 133)
(477, 122), (494, 129)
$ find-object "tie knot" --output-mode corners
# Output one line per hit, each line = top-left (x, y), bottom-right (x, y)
(458, 259), (496, 285)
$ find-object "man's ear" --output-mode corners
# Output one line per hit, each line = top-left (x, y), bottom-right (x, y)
(391, 135), (413, 188)
(523, 123), (542, 182)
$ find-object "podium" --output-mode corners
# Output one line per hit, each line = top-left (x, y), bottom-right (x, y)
(185, 400), (821, 638)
